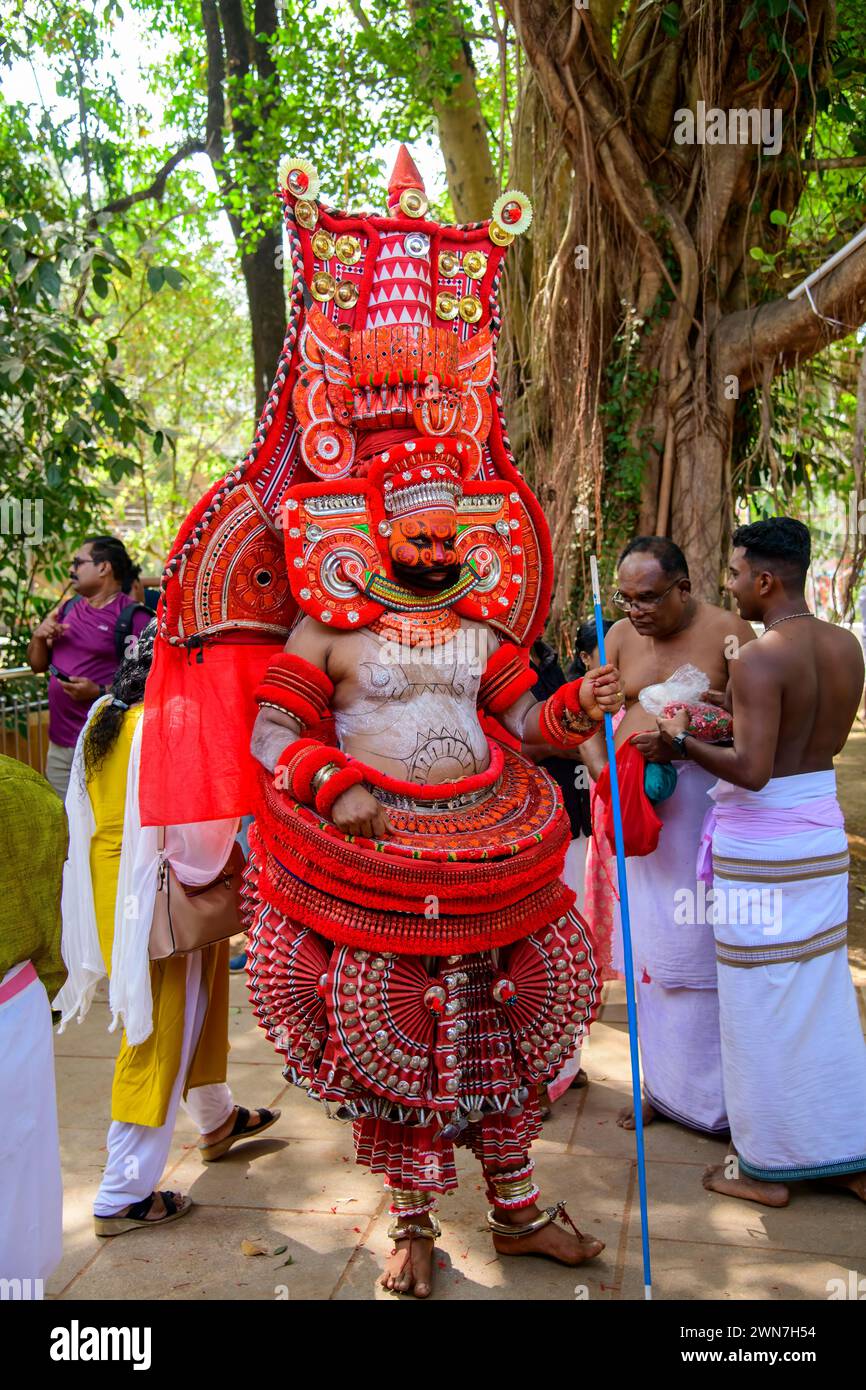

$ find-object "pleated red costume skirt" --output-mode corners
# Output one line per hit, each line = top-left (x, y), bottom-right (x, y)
(245, 746), (600, 1192)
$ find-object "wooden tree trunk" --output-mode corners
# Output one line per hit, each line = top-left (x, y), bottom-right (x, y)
(502, 0), (866, 610)
(241, 236), (289, 415)
(202, 0), (286, 417)
(406, 0), (499, 222)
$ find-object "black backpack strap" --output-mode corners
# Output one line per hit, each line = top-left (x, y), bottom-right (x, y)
(114, 603), (155, 662)
(59, 594), (83, 622)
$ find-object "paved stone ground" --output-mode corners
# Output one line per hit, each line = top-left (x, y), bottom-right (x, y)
(49, 967), (866, 1302)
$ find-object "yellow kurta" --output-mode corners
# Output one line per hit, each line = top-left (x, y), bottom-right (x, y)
(87, 703), (230, 1127)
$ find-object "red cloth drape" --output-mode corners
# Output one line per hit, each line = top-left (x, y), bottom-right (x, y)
(593, 735), (662, 858)
(140, 638), (281, 826)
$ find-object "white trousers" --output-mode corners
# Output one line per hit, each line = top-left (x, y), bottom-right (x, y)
(94, 951), (234, 1216)
(0, 964), (63, 1282)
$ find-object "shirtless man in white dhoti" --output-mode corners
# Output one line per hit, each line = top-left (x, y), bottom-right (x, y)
(656, 517), (866, 1206)
(596, 537), (754, 1136)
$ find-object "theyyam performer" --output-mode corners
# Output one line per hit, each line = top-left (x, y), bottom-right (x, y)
(141, 147), (623, 1297)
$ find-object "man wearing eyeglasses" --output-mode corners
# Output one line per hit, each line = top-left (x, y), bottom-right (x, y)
(597, 536), (755, 1138)
(27, 536), (152, 799)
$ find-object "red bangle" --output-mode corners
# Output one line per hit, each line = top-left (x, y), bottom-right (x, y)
(315, 763), (366, 818)
(541, 680), (601, 748)
(275, 739), (347, 804)
(478, 643), (536, 715)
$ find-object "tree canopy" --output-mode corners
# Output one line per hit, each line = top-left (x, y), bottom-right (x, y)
(2, 0), (865, 659)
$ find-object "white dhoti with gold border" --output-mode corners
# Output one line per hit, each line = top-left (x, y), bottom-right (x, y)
(706, 770), (866, 1182)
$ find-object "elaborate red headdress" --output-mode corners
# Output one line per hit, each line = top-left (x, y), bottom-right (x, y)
(141, 147), (549, 824)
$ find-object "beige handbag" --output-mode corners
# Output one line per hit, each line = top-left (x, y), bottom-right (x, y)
(148, 827), (246, 960)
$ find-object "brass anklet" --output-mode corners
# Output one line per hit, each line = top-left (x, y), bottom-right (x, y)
(486, 1200), (565, 1238)
(387, 1214), (442, 1242)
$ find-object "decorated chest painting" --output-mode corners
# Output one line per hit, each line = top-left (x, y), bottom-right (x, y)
(142, 148), (551, 823)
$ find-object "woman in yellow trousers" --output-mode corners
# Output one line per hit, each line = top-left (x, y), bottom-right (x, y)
(56, 623), (279, 1235)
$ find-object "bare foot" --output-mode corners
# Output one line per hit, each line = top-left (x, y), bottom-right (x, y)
(617, 1098), (656, 1130)
(818, 1171), (866, 1201)
(380, 1214), (436, 1298)
(491, 1203), (604, 1266)
(702, 1164), (789, 1207)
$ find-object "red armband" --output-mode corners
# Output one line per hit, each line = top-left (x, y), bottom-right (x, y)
(315, 763), (365, 818)
(540, 680), (601, 748)
(275, 738), (347, 804)
(255, 653), (334, 730)
(477, 642), (536, 716)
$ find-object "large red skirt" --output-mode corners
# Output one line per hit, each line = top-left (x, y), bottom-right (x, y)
(244, 748), (600, 1191)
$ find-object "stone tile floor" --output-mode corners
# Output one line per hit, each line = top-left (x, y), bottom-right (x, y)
(48, 975), (866, 1301)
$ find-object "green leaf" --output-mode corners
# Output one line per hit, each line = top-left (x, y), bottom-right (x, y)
(0, 358), (26, 384)
(153, 430), (164, 456)
(769, 210), (788, 226)
(146, 265), (165, 294)
(749, 246), (767, 261)
(92, 276), (110, 299)
(163, 266), (185, 291)
(14, 256), (39, 285)
(37, 261), (62, 299)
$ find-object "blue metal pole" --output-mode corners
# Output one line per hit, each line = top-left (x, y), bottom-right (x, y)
(590, 555), (653, 1299)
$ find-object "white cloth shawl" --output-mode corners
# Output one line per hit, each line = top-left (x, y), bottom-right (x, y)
(54, 701), (237, 1046)
(54, 700), (156, 1043)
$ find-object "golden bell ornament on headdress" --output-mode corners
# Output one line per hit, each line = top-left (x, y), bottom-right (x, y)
(335, 234), (362, 265)
(311, 230), (336, 260)
(294, 199), (318, 230)
(399, 187), (428, 219)
(435, 292), (459, 321)
(458, 295), (482, 324)
(335, 280), (359, 309)
(463, 250), (488, 280)
(310, 271), (336, 302)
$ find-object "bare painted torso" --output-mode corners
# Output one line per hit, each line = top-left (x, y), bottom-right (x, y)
(606, 602), (755, 749)
(328, 618), (494, 783)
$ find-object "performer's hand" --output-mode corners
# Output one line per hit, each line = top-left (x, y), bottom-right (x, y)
(330, 783), (393, 840)
(631, 730), (673, 763)
(656, 708), (689, 745)
(57, 676), (101, 704)
(579, 664), (624, 721)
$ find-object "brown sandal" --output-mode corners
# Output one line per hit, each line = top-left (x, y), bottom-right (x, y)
(94, 1189), (193, 1238)
(199, 1105), (281, 1162)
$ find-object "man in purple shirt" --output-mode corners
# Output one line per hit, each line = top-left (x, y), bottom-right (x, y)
(27, 536), (153, 798)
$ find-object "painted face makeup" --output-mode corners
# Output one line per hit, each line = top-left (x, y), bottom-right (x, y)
(388, 508), (458, 571)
